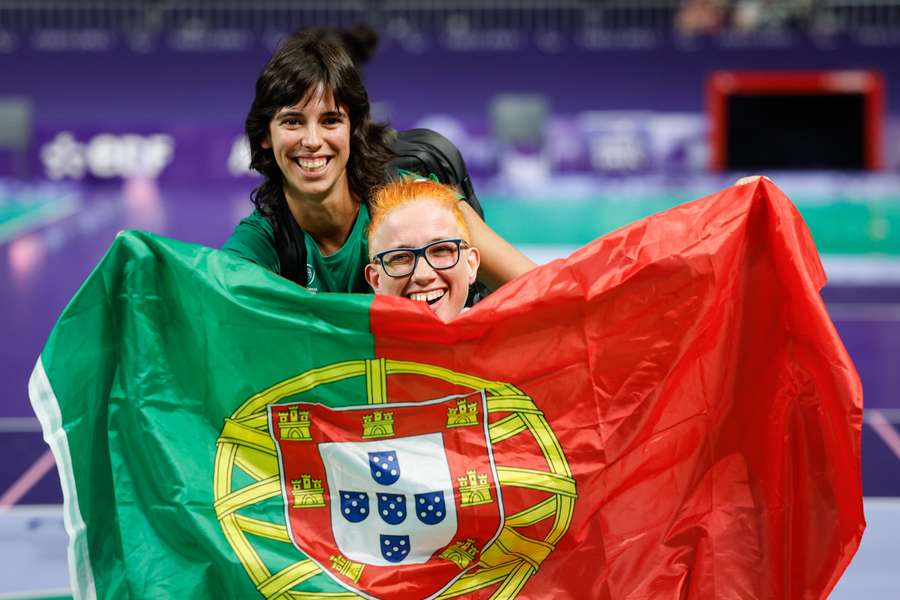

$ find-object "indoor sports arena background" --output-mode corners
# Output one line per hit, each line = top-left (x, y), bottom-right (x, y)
(1, 1), (899, 597)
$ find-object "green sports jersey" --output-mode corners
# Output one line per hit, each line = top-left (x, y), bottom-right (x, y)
(222, 206), (371, 295)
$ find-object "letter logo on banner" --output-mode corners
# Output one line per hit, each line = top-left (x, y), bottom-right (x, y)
(40, 131), (174, 180)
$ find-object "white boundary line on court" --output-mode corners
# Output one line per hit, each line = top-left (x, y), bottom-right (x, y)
(28, 357), (96, 600)
(863, 409), (900, 423)
(0, 588), (74, 600)
(0, 417), (42, 432)
(0, 449), (55, 508)
(867, 410), (900, 461)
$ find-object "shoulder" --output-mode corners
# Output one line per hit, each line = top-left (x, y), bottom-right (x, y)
(222, 209), (280, 273)
(387, 128), (484, 219)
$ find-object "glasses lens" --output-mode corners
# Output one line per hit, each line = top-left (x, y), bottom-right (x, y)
(382, 250), (416, 276)
(425, 240), (461, 270)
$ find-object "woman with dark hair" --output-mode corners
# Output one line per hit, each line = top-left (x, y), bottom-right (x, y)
(223, 28), (535, 294)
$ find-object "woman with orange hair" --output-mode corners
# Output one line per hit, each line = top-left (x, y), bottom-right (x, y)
(364, 180), (480, 322)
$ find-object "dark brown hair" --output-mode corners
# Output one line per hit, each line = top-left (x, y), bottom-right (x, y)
(245, 29), (393, 215)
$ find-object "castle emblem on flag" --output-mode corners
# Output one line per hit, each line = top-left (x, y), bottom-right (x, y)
(457, 469), (493, 507)
(362, 410), (394, 438)
(279, 406), (311, 440)
(439, 538), (478, 569)
(330, 554), (364, 582)
(446, 399), (479, 428)
(291, 474), (325, 508)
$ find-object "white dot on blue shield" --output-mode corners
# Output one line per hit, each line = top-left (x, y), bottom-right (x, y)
(384, 540), (390, 545)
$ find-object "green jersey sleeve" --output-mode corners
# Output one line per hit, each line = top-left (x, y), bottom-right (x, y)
(222, 210), (281, 274)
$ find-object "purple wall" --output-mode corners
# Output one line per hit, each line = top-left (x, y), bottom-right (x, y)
(2, 33), (898, 130)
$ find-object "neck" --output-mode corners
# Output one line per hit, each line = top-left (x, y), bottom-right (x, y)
(284, 183), (360, 256)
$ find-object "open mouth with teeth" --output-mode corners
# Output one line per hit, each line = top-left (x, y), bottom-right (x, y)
(294, 156), (330, 174)
(407, 289), (446, 306)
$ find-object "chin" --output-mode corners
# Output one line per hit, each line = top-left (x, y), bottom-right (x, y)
(433, 302), (464, 323)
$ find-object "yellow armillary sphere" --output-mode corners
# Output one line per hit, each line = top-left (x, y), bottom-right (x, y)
(214, 358), (577, 599)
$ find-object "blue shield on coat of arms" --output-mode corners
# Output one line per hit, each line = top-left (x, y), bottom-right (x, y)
(379, 534), (411, 563)
(377, 493), (406, 525)
(414, 491), (447, 525)
(339, 491), (369, 523)
(368, 451), (400, 485)
(320, 433), (458, 567)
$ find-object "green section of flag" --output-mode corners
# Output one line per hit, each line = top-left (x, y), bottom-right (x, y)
(34, 231), (375, 598)
(483, 195), (900, 255)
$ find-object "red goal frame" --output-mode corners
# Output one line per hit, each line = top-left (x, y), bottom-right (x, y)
(707, 70), (884, 171)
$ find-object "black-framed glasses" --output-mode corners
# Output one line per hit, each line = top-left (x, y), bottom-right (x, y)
(371, 238), (468, 278)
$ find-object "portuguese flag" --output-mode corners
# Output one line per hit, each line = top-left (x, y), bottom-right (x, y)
(30, 180), (863, 599)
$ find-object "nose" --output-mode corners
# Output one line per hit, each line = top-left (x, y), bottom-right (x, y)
(301, 123), (322, 150)
(410, 254), (437, 285)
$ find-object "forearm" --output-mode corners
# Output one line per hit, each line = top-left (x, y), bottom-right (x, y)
(459, 201), (536, 290)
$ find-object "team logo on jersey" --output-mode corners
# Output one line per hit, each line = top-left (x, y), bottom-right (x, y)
(268, 391), (503, 599)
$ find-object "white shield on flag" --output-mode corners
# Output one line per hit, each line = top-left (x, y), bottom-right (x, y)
(319, 433), (458, 566)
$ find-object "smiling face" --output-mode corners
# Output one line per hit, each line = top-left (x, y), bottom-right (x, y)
(365, 198), (480, 322)
(264, 84), (352, 204)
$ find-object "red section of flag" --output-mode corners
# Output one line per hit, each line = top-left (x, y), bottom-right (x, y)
(371, 180), (863, 599)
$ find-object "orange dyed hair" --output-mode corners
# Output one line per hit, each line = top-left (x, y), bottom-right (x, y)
(368, 179), (470, 245)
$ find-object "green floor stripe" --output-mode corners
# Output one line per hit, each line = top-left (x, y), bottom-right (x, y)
(483, 196), (900, 255)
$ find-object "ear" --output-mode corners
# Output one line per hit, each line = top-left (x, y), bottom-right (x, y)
(464, 247), (481, 285)
(261, 133), (272, 150)
(364, 263), (381, 292)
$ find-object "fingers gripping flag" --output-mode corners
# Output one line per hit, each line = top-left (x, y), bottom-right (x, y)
(29, 181), (863, 599)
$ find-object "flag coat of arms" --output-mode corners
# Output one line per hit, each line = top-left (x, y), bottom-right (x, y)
(268, 393), (506, 598)
(30, 180), (863, 599)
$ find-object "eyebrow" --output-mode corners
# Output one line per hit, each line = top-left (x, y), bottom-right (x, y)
(387, 236), (459, 249)
(276, 108), (346, 119)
